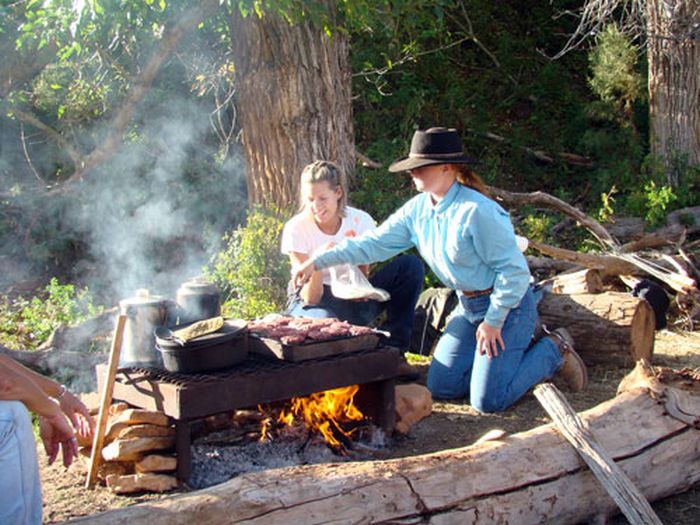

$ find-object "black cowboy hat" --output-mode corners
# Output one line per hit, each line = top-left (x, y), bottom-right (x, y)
(388, 127), (477, 173)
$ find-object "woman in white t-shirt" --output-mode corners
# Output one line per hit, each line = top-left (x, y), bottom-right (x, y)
(281, 160), (424, 350)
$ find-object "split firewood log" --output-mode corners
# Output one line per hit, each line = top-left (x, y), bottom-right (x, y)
(540, 268), (604, 294)
(101, 436), (175, 462)
(97, 461), (134, 481)
(67, 363), (700, 525)
(135, 455), (178, 474)
(538, 292), (655, 367)
(105, 473), (178, 494)
(107, 423), (175, 444)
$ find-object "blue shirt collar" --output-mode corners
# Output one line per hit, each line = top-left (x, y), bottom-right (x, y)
(421, 180), (460, 218)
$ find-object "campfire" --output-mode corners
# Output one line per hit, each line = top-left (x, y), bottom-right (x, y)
(260, 385), (367, 451)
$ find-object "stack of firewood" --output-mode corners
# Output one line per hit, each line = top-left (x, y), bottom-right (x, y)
(79, 401), (178, 494)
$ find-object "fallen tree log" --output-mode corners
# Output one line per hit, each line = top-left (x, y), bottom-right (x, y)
(538, 292), (655, 367)
(68, 364), (699, 525)
(0, 309), (116, 387)
(541, 268), (604, 294)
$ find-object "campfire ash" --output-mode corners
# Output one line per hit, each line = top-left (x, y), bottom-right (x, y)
(188, 386), (388, 489)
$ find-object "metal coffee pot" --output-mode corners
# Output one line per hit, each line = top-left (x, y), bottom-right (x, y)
(174, 278), (221, 325)
(119, 289), (174, 368)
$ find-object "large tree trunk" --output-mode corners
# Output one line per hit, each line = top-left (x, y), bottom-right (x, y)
(68, 365), (700, 524)
(229, 3), (355, 209)
(646, 0), (700, 186)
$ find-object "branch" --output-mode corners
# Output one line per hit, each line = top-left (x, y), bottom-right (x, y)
(50, 1), (219, 194)
(355, 149), (382, 169)
(488, 187), (619, 250)
(527, 239), (636, 276)
(7, 104), (82, 167)
(468, 128), (594, 167)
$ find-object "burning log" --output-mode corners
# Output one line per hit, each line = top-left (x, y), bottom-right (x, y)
(538, 291), (656, 367)
(68, 363), (700, 524)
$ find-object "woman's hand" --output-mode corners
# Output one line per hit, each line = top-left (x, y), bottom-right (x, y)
(476, 322), (505, 358)
(39, 412), (79, 468)
(58, 390), (94, 440)
(293, 258), (317, 289)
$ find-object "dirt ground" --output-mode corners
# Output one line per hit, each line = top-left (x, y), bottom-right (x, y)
(40, 329), (700, 524)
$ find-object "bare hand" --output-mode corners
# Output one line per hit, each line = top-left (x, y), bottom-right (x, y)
(476, 322), (505, 359)
(59, 390), (94, 440)
(293, 258), (317, 289)
(39, 412), (79, 468)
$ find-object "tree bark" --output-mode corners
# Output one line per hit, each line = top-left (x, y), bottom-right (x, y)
(646, 0), (700, 186)
(68, 365), (700, 525)
(229, 3), (355, 209)
(534, 383), (662, 525)
(538, 292), (656, 367)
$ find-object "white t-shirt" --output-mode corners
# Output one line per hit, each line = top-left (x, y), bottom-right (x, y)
(281, 206), (376, 285)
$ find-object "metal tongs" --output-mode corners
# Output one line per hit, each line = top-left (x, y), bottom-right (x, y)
(285, 283), (303, 311)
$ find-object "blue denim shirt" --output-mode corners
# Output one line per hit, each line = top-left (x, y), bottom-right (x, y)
(313, 181), (531, 328)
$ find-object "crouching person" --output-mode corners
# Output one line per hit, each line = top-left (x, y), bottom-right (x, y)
(281, 160), (424, 376)
(292, 128), (588, 412)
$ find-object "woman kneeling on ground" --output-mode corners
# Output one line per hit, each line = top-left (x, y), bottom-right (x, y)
(281, 160), (424, 373)
(292, 128), (587, 412)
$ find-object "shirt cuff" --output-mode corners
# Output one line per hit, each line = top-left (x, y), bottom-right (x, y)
(484, 305), (509, 329)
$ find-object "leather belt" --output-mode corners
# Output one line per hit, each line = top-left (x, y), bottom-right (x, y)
(461, 287), (493, 298)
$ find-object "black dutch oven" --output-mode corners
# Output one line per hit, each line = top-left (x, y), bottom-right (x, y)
(154, 318), (248, 374)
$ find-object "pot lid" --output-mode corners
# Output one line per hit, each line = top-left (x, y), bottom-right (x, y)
(177, 278), (219, 294)
(119, 289), (166, 307)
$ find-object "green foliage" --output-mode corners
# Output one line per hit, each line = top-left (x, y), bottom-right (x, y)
(32, 63), (109, 122)
(626, 181), (677, 228)
(0, 278), (103, 350)
(597, 186), (617, 223)
(521, 214), (555, 244)
(588, 25), (644, 127)
(205, 207), (290, 320)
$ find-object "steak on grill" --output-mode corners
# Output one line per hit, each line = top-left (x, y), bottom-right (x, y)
(248, 316), (374, 345)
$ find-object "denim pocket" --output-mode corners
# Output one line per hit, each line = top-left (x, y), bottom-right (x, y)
(458, 294), (491, 323)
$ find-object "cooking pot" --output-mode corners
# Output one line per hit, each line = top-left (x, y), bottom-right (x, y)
(175, 278), (221, 325)
(155, 318), (248, 373)
(119, 289), (175, 368)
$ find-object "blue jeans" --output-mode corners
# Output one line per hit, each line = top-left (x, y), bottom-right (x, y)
(0, 401), (42, 525)
(427, 287), (563, 412)
(286, 254), (424, 348)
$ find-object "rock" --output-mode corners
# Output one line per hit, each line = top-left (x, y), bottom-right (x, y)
(105, 473), (178, 494)
(395, 384), (432, 434)
(135, 454), (177, 473)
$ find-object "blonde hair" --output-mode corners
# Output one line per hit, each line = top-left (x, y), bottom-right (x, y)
(453, 164), (490, 198)
(299, 160), (348, 216)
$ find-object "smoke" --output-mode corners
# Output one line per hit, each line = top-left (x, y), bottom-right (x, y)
(69, 97), (247, 303)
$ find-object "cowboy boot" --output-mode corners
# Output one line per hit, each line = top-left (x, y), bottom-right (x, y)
(548, 328), (588, 392)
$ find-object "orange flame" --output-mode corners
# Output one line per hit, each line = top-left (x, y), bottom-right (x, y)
(272, 385), (365, 447)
